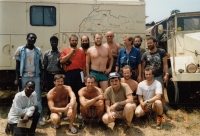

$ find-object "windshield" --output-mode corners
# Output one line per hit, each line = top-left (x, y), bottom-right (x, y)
(177, 16), (200, 31)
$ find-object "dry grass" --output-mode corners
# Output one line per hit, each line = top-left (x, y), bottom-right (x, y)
(0, 90), (200, 136)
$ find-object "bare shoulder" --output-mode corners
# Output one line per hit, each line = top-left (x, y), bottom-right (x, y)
(78, 87), (86, 96)
(94, 86), (103, 94)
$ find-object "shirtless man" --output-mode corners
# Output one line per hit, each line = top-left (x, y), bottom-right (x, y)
(121, 65), (138, 105)
(78, 75), (104, 128)
(86, 33), (113, 92)
(103, 31), (121, 72)
(47, 74), (77, 134)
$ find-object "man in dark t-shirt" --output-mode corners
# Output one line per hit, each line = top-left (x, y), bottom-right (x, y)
(141, 36), (169, 114)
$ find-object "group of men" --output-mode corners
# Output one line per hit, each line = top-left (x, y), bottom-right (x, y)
(6, 31), (169, 135)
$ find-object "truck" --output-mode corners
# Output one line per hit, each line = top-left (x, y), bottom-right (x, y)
(151, 12), (200, 105)
(0, 0), (146, 88)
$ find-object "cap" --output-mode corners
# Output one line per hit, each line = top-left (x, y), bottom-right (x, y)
(108, 72), (120, 80)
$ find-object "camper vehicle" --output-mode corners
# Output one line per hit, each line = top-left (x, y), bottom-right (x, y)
(153, 12), (200, 105)
(0, 0), (146, 87)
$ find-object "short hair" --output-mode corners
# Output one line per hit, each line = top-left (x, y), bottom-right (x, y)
(122, 65), (132, 73)
(69, 34), (78, 41)
(147, 36), (157, 43)
(144, 66), (155, 75)
(25, 80), (35, 86)
(124, 35), (134, 45)
(50, 36), (58, 42)
(134, 35), (142, 42)
(54, 74), (65, 81)
(93, 33), (103, 39)
(27, 33), (37, 39)
(84, 75), (96, 82)
(81, 35), (90, 42)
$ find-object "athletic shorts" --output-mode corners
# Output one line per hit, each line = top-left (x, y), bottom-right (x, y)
(90, 70), (108, 82)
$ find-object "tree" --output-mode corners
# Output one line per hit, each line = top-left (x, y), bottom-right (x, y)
(170, 9), (180, 15)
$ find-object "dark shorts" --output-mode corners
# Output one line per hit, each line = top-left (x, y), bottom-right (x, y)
(90, 70), (108, 82)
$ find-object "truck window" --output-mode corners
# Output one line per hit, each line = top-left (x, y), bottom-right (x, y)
(177, 16), (200, 31)
(30, 6), (56, 26)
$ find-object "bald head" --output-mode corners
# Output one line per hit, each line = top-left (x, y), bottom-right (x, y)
(105, 31), (114, 43)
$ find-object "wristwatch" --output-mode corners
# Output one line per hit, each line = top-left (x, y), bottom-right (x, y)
(118, 101), (121, 105)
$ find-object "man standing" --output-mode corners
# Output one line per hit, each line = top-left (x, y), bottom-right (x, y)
(86, 33), (113, 92)
(47, 74), (77, 134)
(141, 36), (168, 114)
(14, 33), (45, 125)
(102, 72), (135, 128)
(103, 31), (121, 72)
(121, 65), (138, 104)
(116, 35), (142, 82)
(60, 34), (85, 115)
(133, 35), (146, 57)
(78, 75), (104, 128)
(43, 36), (61, 120)
(80, 35), (90, 55)
(6, 81), (40, 136)
(135, 67), (163, 130)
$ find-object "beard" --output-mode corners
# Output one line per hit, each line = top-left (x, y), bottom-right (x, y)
(70, 43), (77, 48)
(95, 42), (102, 46)
(81, 43), (90, 49)
(134, 43), (141, 48)
(148, 45), (155, 50)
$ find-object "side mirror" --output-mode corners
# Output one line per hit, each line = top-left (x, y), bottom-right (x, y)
(158, 25), (164, 34)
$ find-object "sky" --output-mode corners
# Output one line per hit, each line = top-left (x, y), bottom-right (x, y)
(145, 0), (200, 23)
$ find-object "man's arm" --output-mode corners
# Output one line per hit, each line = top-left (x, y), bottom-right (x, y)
(60, 48), (75, 64)
(144, 94), (161, 104)
(78, 89), (103, 108)
(14, 60), (20, 85)
(162, 56), (169, 83)
(47, 93), (67, 113)
(141, 60), (146, 80)
(137, 63), (142, 82)
(105, 49), (113, 74)
(86, 49), (91, 76)
(67, 86), (76, 108)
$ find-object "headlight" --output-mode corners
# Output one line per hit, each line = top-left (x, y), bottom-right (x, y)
(186, 63), (197, 73)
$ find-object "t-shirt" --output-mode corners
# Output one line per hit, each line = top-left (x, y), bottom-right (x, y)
(24, 48), (35, 72)
(142, 48), (167, 77)
(104, 83), (132, 111)
(136, 80), (162, 101)
(60, 47), (85, 71)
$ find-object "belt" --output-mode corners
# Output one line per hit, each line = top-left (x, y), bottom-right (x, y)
(90, 69), (104, 74)
(48, 71), (60, 74)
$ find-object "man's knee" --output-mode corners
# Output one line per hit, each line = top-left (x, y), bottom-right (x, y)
(154, 100), (162, 108)
(124, 103), (134, 111)
(102, 114), (110, 124)
(135, 107), (143, 117)
(50, 114), (60, 124)
(32, 111), (40, 119)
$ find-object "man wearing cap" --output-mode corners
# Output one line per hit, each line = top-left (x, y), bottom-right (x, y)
(102, 72), (135, 128)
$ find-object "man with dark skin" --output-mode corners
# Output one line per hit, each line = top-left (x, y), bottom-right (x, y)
(78, 75), (104, 128)
(14, 33), (44, 125)
(6, 81), (40, 136)
(43, 36), (61, 120)
(47, 74), (77, 134)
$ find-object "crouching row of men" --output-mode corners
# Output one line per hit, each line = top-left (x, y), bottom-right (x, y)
(6, 66), (163, 135)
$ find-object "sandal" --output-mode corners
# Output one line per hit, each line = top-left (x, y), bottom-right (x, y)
(69, 126), (78, 134)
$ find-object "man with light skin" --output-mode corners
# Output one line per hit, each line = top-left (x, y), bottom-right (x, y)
(135, 67), (163, 130)
(116, 35), (142, 82)
(102, 72), (135, 128)
(47, 74), (77, 134)
(121, 65), (138, 105)
(133, 35), (146, 58)
(80, 35), (90, 55)
(103, 31), (121, 72)
(86, 33), (113, 92)
(141, 36), (168, 114)
(78, 75), (104, 128)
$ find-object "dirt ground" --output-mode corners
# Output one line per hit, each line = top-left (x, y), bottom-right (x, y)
(0, 90), (200, 136)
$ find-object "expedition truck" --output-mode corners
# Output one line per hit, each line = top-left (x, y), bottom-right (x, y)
(152, 12), (200, 105)
(0, 0), (146, 87)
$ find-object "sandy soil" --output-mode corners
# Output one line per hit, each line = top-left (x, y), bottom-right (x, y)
(0, 90), (200, 136)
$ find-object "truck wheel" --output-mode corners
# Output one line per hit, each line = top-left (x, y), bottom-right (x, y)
(166, 80), (179, 104)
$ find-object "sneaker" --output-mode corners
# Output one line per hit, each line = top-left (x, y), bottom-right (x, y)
(77, 114), (83, 120)
(63, 117), (68, 121)
(156, 116), (162, 130)
(39, 121), (46, 126)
